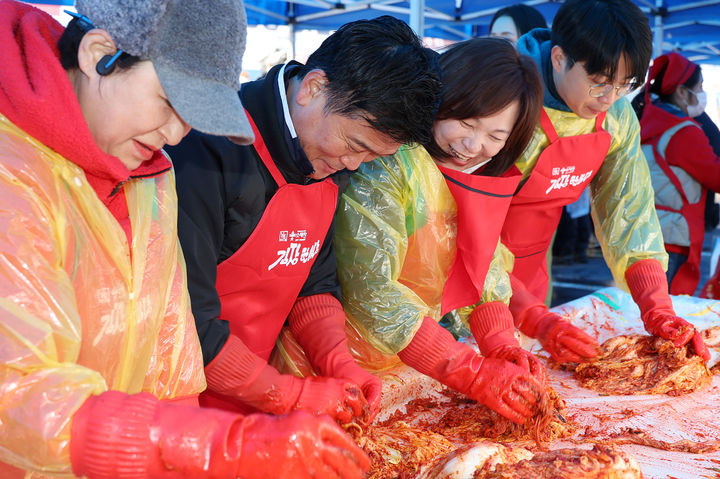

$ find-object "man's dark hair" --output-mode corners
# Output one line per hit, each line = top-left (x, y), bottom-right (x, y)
(58, 17), (140, 72)
(551, 0), (652, 85)
(296, 15), (442, 146)
(489, 4), (548, 37)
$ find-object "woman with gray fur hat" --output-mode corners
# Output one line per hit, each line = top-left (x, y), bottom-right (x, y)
(0, 0), (369, 478)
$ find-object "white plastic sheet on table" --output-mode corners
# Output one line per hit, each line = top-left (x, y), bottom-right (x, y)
(376, 287), (720, 479)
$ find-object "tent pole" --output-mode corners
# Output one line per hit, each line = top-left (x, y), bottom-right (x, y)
(653, 0), (664, 57)
(289, 23), (296, 60)
(410, 0), (425, 38)
(288, 0), (297, 61)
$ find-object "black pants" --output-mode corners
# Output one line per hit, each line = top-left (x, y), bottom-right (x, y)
(553, 208), (591, 258)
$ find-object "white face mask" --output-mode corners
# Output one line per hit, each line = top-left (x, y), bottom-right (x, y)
(686, 89), (707, 117)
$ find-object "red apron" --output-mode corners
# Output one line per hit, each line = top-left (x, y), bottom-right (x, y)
(643, 104), (705, 295)
(700, 263), (720, 299)
(200, 113), (338, 412)
(501, 109), (611, 301)
(437, 164), (523, 315)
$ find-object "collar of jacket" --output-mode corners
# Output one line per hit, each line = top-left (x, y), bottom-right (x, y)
(241, 62), (315, 184)
(275, 61), (315, 177)
(518, 28), (572, 113)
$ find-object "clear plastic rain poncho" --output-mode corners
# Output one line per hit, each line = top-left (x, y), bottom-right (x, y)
(0, 115), (205, 478)
(334, 143), (514, 358)
(514, 98), (668, 287)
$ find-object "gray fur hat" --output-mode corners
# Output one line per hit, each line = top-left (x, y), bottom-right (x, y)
(75, 0), (254, 145)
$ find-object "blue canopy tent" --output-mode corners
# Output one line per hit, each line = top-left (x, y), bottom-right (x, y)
(20, 0), (720, 64)
(243, 0), (720, 65)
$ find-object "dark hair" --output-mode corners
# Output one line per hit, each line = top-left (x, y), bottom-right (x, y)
(551, 0), (652, 86)
(425, 37), (543, 177)
(631, 62), (702, 118)
(296, 15), (442, 146)
(58, 17), (140, 72)
(489, 4), (547, 37)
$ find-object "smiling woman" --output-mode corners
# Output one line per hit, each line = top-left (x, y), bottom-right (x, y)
(431, 102), (519, 172)
(332, 36), (548, 426)
(425, 37), (542, 176)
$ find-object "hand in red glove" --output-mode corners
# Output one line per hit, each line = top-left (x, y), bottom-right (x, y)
(235, 411), (369, 479)
(469, 301), (547, 385)
(398, 316), (543, 424)
(626, 259), (711, 362)
(486, 345), (548, 386)
(509, 275), (599, 363)
(205, 334), (368, 423)
(71, 391), (369, 479)
(290, 294), (382, 423)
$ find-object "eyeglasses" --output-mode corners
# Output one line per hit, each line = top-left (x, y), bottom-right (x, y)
(575, 63), (638, 98)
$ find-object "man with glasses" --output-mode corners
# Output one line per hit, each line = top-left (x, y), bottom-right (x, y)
(475, 0), (711, 365)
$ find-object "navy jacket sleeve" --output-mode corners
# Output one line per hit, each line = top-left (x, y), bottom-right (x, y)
(167, 131), (237, 365)
(694, 112), (720, 156)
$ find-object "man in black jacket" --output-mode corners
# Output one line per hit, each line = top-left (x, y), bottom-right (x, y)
(166, 16), (442, 425)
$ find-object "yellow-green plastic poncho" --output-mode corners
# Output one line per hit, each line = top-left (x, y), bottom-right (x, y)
(515, 100), (668, 288)
(0, 115), (205, 478)
(335, 143), (513, 356)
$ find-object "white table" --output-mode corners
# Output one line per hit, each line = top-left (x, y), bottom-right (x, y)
(375, 287), (720, 479)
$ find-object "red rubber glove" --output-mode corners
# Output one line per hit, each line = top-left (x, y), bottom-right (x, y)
(626, 259), (711, 361)
(469, 301), (547, 385)
(509, 274), (599, 363)
(205, 334), (367, 423)
(398, 316), (543, 424)
(71, 391), (369, 479)
(289, 294), (382, 423)
(234, 412), (370, 479)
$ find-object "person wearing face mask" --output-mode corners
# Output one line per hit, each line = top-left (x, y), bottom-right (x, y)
(329, 37), (547, 425)
(165, 16), (442, 426)
(631, 52), (720, 296)
(488, 3), (547, 46)
(495, 0), (711, 367)
(0, 1), (370, 478)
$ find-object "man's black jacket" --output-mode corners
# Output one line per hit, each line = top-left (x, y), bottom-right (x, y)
(166, 63), (350, 365)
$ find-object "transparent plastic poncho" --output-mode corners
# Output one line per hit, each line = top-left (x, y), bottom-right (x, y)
(334, 144), (513, 358)
(514, 99), (668, 287)
(0, 115), (205, 478)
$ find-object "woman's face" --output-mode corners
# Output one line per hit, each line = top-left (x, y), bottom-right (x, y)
(679, 76), (705, 115)
(78, 60), (190, 170)
(432, 100), (519, 172)
(489, 15), (520, 44)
